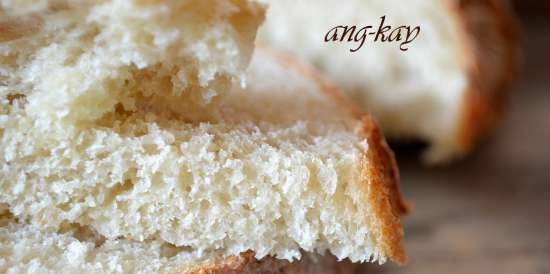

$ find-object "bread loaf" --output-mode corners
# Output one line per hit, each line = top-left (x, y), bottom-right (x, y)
(259, 0), (519, 163)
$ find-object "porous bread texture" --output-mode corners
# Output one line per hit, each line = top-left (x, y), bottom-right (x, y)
(0, 214), (355, 274)
(0, 28), (404, 266)
(258, 0), (516, 163)
(0, 0), (264, 125)
(0, 218), (213, 274)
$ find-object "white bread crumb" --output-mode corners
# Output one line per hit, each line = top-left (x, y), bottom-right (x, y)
(259, 0), (469, 162)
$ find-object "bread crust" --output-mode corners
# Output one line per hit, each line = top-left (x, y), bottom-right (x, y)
(450, 0), (520, 154)
(255, 46), (408, 264)
(359, 115), (408, 265)
(184, 252), (356, 274)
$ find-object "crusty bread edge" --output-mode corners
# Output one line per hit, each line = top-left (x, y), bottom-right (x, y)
(255, 46), (408, 265)
(183, 252), (292, 274)
(359, 115), (408, 265)
(183, 251), (356, 274)
(451, 0), (520, 155)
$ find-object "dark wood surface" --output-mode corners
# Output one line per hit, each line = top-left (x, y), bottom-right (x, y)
(359, 13), (550, 274)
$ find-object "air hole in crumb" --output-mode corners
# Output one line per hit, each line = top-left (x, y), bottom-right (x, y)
(0, 205), (14, 227)
(215, 192), (230, 207)
(6, 93), (26, 105)
(178, 170), (193, 194)
(143, 143), (160, 155)
(0, 17), (41, 42)
(160, 243), (192, 258)
(200, 200), (210, 211)
(58, 222), (106, 247)
(184, 185), (192, 193)
(104, 179), (135, 205)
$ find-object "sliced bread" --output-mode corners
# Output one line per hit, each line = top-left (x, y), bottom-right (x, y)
(0, 47), (407, 264)
(0, 0), (265, 125)
(259, 0), (519, 163)
(0, 0), (406, 267)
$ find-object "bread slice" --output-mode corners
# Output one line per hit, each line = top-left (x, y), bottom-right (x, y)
(0, 0), (406, 266)
(258, 0), (519, 163)
(0, 0), (264, 124)
(0, 208), (356, 274)
(0, 47), (406, 264)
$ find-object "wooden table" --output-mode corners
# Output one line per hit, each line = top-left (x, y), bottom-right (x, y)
(358, 13), (550, 274)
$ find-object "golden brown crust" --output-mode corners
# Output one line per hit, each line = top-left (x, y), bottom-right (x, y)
(255, 46), (407, 265)
(184, 252), (356, 274)
(450, 0), (520, 154)
(359, 115), (408, 265)
(185, 252), (284, 274)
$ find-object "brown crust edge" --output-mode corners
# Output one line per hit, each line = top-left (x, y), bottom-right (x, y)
(184, 252), (289, 274)
(452, 0), (521, 154)
(183, 252), (356, 274)
(359, 115), (408, 265)
(256, 46), (408, 264)
(290, 54), (410, 263)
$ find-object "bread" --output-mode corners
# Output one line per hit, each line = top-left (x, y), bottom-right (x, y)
(0, 0), (264, 124)
(0, 48), (406, 264)
(0, 0), (406, 266)
(258, 0), (519, 163)
(0, 208), (356, 274)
